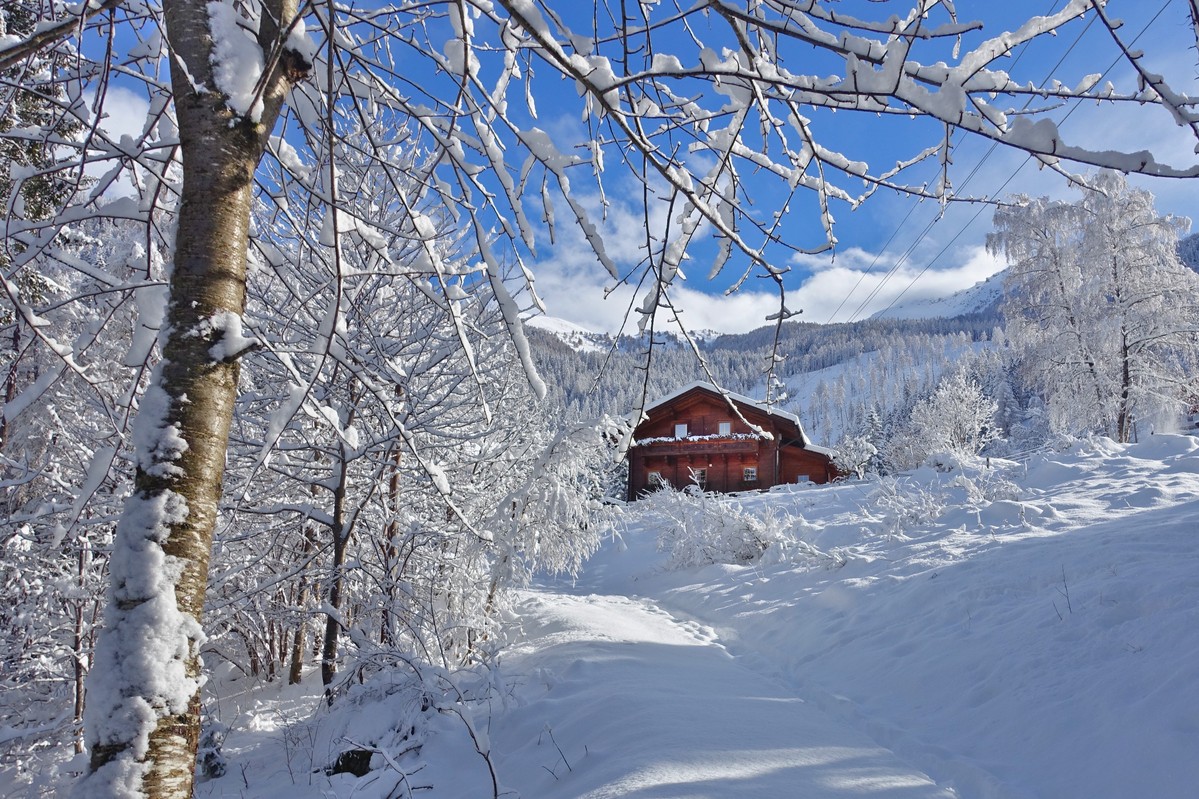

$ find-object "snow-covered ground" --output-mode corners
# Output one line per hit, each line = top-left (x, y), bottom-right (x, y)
(193, 434), (1199, 799)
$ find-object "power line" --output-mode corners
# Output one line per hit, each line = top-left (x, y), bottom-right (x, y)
(818, 0), (1066, 324)
(865, 0), (1175, 322)
(841, 0), (1086, 323)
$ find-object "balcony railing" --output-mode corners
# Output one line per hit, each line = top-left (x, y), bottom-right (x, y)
(634, 437), (761, 456)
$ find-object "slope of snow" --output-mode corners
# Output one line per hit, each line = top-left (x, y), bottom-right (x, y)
(567, 435), (1199, 799)
(177, 434), (1199, 799)
(870, 271), (1005, 321)
(756, 337), (990, 444)
(525, 314), (608, 353)
(470, 591), (954, 798)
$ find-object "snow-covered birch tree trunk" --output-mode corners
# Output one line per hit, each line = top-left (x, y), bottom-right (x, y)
(78, 1), (302, 796)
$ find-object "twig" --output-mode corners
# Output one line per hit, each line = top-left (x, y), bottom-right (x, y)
(1057, 565), (1073, 615)
(540, 724), (572, 772)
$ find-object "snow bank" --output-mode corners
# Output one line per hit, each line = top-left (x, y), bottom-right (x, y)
(590, 435), (1199, 799)
(186, 435), (1199, 799)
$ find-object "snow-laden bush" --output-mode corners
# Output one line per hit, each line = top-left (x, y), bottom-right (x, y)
(949, 468), (1021, 506)
(885, 371), (1000, 470)
(869, 456), (1023, 538)
(869, 476), (947, 539)
(833, 434), (878, 479)
(635, 486), (779, 568)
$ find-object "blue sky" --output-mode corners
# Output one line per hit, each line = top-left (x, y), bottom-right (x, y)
(88, 1), (1199, 335)
(522, 0), (1199, 334)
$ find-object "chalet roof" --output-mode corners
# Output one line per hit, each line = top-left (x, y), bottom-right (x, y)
(639, 381), (833, 455)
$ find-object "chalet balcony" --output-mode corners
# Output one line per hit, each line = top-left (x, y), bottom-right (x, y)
(632, 435), (763, 456)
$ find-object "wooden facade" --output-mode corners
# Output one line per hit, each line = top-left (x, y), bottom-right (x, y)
(627, 382), (837, 500)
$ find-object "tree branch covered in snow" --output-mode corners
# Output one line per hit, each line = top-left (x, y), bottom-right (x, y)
(2, 0), (1198, 795)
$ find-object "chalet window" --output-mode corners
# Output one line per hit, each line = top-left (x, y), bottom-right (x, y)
(648, 471), (666, 487)
(674, 423), (688, 439)
(742, 466), (758, 482)
(718, 421), (732, 436)
(690, 467), (707, 487)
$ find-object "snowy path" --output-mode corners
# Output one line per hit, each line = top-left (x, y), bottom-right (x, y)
(186, 437), (1199, 799)
(474, 589), (956, 799)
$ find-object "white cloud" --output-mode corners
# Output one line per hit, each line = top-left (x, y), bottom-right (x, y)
(658, 285), (792, 334)
(532, 262), (786, 335)
(527, 167), (743, 333)
(529, 169), (1010, 333)
(532, 236), (1006, 334)
(98, 85), (151, 142)
(794, 244), (1005, 324)
(792, 246), (893, 274)
(83, 85), (152, 199)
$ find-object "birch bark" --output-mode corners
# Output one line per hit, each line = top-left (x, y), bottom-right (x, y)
(80, 1), (301, 795)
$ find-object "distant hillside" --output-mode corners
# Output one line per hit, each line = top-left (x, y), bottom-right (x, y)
(524, 315), (609, 353)
(870, 271), (1005, 321)
(528, 308), (1003, 441)
(1180, 232), (1199, 272)
(525, 233), (1197, 456)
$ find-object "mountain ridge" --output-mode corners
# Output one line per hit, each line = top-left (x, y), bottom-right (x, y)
(868, 270), (1005, 322)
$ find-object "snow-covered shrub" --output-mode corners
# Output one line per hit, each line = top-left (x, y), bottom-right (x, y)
(915, 372), (1000, 454)
(197, 720), (228, 780)
(752, 505), (841, 567)
(949, 468), (1021, 506)
(270, 666), (473, 788)
(885, 371), (1000, 470)
(635, 486), (777, 568)
(868, 455), (1024, 539)
(833, 434), (878, 479)
(868, 476), (947, 539)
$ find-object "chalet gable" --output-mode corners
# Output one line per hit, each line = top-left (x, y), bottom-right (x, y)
(626, 382), (836, 499)
(633, 381), (816, 447)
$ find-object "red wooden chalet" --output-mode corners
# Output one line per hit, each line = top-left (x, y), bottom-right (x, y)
(627, 382), (837, 500)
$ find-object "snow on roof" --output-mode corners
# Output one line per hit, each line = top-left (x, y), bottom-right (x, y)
(642, 381), (818, 448)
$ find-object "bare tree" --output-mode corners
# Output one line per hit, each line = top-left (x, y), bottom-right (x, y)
(990, 171), (1197, 441)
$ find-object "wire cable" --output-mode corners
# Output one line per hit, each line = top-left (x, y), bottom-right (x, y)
(867, 0), (1175, 321)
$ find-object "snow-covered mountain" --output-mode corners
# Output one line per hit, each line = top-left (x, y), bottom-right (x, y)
(527, 265), (1006, 358)
(1179, 232), (1199, 273)
(870, 270), (1005, 321)
(523, 314), (610, 353)
(525, 314), (724, 354)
